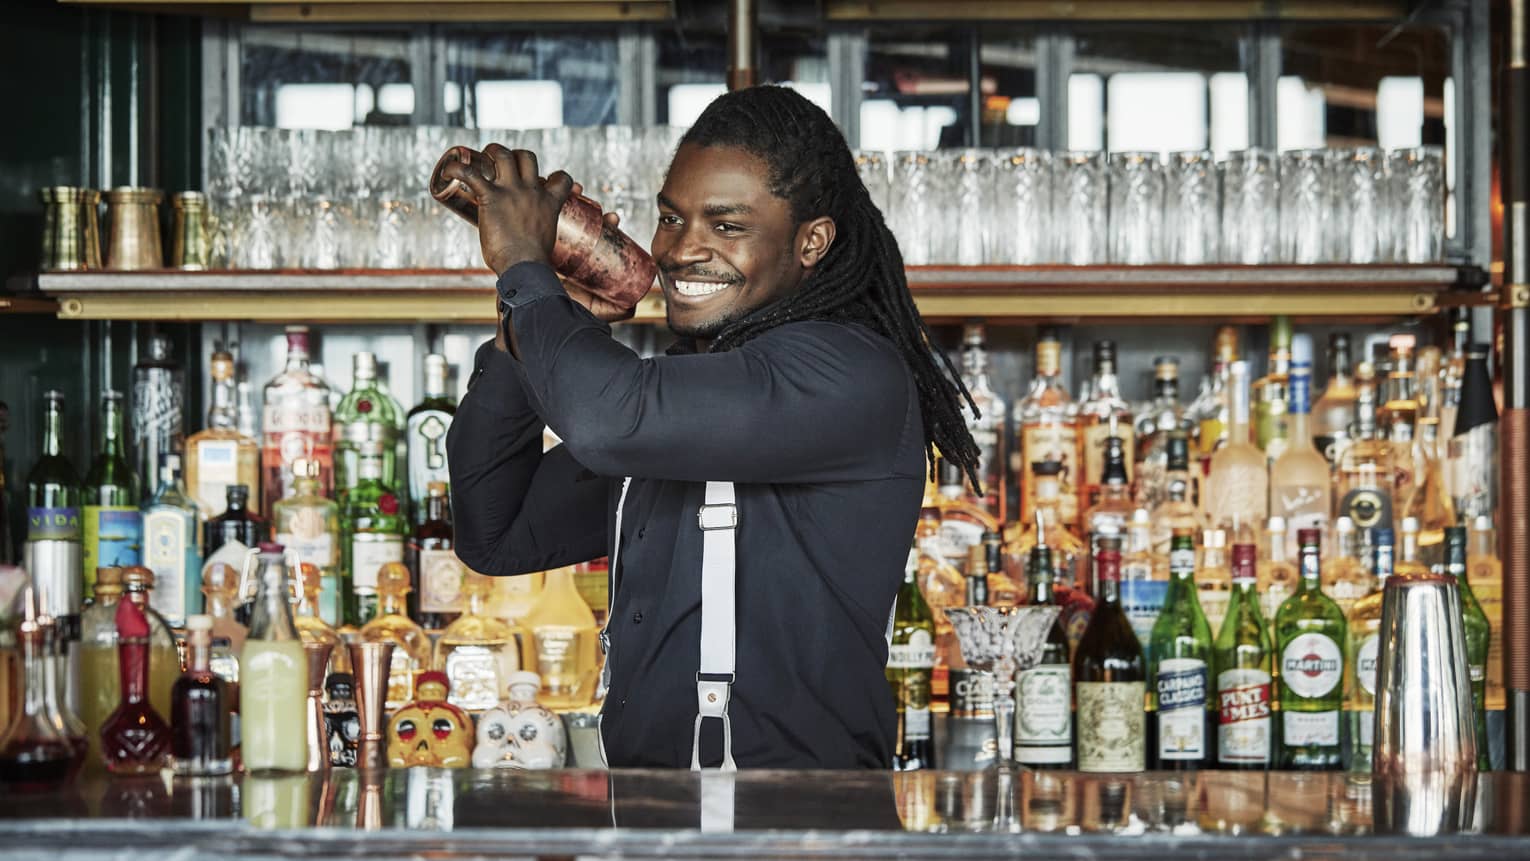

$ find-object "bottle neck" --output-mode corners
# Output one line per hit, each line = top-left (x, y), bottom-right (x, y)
(208, 375), (238, 430)
(424, 363), (449, 399)
(41, 402), (65, 456)
(379, 590), (408, 617)
(962, 346), (990, 386)
(1298, 546), (1321, 585)
(117, 634), (150, 705)
(1092, 364), (1121, 399)
(203, 592), (235, 619)
(426, 494), (448, 523)
(99, 398), (126, 457)
(189, 636), (212, 673)
(249, 564), (300, 640)
(21, 632), (51, 717)
(1168, 542), (1196, 583)
(1401, 532), (1421, 563)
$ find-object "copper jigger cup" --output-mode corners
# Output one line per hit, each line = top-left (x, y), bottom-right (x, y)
(1372, 571), (1478, 835)
(303, 641), (334, 773)
(348, 641), (395, 771)
(170, 191), (214, 270)
(104, 186), (164, 270)
(38, 186), (102, 271)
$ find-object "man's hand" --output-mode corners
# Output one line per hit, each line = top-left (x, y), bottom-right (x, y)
(441, 144), (572, 277)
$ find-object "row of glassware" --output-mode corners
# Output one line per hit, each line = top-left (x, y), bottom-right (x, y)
(855, 146), (1447, 267)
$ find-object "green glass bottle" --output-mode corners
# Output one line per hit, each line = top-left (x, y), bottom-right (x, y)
(25, 390), (83, 622)
(1213, 542), (1273, 769)
(405, 354), (456, 528)
(1073, 535), (1146, 773)
(82, 391), (141, 599)
(1444, 525), (1491, 770)
(334, 352), (404, 506)
(1149, 528), (1214, 769)
(340, 440), (406, 626)
(1274, 528), (1346, 770)
(887, 545), (935, 771)
(1017, 540), (1073, 768)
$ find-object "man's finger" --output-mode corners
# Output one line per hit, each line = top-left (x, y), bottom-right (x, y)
(603, 211), (621, 229)
(484, 143), (516, 184)
(545, 170), (576, 204)
(439, 159), (496, 202)
(512, 149), (540, 184)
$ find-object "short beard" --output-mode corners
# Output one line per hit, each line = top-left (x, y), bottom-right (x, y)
(667, 304), (749, 341)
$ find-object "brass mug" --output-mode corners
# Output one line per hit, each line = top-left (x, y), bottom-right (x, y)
(170, 191), (215, 270)
(39, 186), (102, 271)
(104, 186), (164, 270)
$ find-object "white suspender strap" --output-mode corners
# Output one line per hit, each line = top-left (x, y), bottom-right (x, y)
(692, 480), (738, 772)
(596, 476), (633, 768)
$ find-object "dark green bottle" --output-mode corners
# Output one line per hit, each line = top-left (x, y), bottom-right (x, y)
(26, 391), (82, 539)
(1444, 526), (1491, 770)
(1274, 528), (1346, 770)
(1150, 528), (1214, 769)
(1017, 541), (1073, 768)
(340, 441), (407, 626)
(888, 544), (935, 770)
(81, 391), (140, 598)
(1213, 542), (1273, 769)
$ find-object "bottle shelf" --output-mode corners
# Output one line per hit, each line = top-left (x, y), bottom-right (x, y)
(30, 263), (1485, 324)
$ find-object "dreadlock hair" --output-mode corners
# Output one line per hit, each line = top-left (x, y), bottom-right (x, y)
(679, 85), (983, 492)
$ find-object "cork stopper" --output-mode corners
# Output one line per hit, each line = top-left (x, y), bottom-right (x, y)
(121, 565), (156, 590)
(377, 562), (412, 597)
(95, 566), (125, 598)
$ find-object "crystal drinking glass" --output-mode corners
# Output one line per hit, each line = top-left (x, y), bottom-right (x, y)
(855, 150), (891, 215)
(937, 148), (992, 265)
(1341, 147), (1390, 263)
(993, 148), (1053, 265)
(1055, 151), (1108, 265)
(1279, 148), (1333, 263)
(1165, 150), (1220, 264)
(891, 151), (933, 265)
(1220, 148), (1279, 264)
(1390, 146), (1445, 263)
(1108, 151), (1165, 265)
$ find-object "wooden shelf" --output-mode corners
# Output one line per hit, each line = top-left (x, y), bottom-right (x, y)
(33, 263), (1484, 325)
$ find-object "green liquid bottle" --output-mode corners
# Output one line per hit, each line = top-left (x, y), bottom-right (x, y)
(1444, 525), (1491, 770)
(340, 441), (406, 626)
(1214, 542), (1273, 769)
(887, 545), (935, 771)
(1150, 528), (1213, 769)
(82, 391), (141, 599)
(1274, 528), (1346, 770)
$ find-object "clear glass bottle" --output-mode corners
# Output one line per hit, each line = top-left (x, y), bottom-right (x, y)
(1257, 517), (1298, 623)
(359, 562), (431, 711)
(141, 453), (201, 628)
(1203, 361), (1267, 546)
(406, 354), (456, 527)
(1002, 461), (1084, 605)
(1212, 542), (1273, 770)
(1336, 361), (1396, 534)
(1270, 361), (1331, 558)
(261, 325), (334, 514)
(341, 441), (407, 626)
(186, 348), (261, 520)
(1120, 508), (1167, 663)
(933, 458), (999, 574)
(1344, 525), (1392, 775)
(171, 614), (232, 776)
(1323, 516), (1371, 616)
(1253, 315), (1293, 462)
(1467, 515), (1504, 712)
(1018, 330), (1079, 528)
(131, 333), (185, 499)
(1197, 528), (1233, 638)
(435, 571), (522, 714)
(1134, 356), (1192, 512)
(1312, 333), (1356, 468)
(1448, 344), (1498, 522)
(1077, 340), (1134, 512)
(959, 322), (1009, 521)
(199, 559), (247, 689)
(1190, 326), (1239, 479)
(1149, 432), (1206, 561)
(1381, 335), (1453, 567)
(240, 543), (308, 773)
(333, 351), (403, 505)
(0, 595), (83, 789)
(1274, 529), (1346, 771)
(1083, 418), (1136, 547)
(100, 597), (172, 774)
(82, 391), (141, 598)
(522, 566), (600, 711)
(272, 458), (341, 626)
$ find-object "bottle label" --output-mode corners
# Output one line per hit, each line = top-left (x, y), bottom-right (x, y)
(27, 506), (80, 541)
(1338, 486), (1393, 532)
(133, 372), (183, 444)
(263, 402), (330, 435)
(904, 706), (932, 741)
(82, 506), (142, 579)
(1021, 425), (1079, 525)
(444, 644), (501, 711)
(350, 535), (403, 592)
(419, 548), (467, 614)
(1076, 681), (1146, 772)
(535, 626), (592, 696)
(1119, 579), (1168, 654)
(1204, 462), (1266, 532)
(1217, 669), (1272, 764)
(1016, 663), (1072, 748)
(949, 669), (995, 718)
(193, 439), (241, 518)
(888, 629), (936, 669)
(1281, 633), (1343, 699)
(276, 529), (337, 569)
(1282, 710), (1339, 746)
(143, 507), (191, 626)
(1156, 658), (1208, 760)
(936, 519), (986, 567)
(1356, 634), (1380, 696)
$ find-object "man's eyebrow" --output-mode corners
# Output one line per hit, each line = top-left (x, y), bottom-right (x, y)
(655, 193), (754, 218)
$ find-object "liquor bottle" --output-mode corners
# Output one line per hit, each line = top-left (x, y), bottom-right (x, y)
(1467, 516), (1504, 711)
(204, 484), (267, 561)
(1444, 525), (1491, 770)
(333, 352), (403, 504)
(1083, 418), (1135, 545)
(934, 458), (999, 573)
(959, 322), (1008, 520)
(1405, 348), (1455, 569)
(291, 557), (345, 677)
(1018, 330), (1079, 527)
(141, 453), (201, 628)
(1150, 529), (1213, 769)
(1149, 433), (1205, 560)
(1073, 536), (1146, 773)
(1134, 356), (1191, 512)
(272, 458), (341, 626)
(1190, 326), (1239, 471)
(1213, 542), (1273, 769)
(0, 594), (83, 789)
(261, 325), (334, 514)
(523, 566), (600, 710)
(914, 503), (964, 705)
(82, 391), (141, 597)
(1197, 528), (1232, 636)
(1270, 361), (1331, 558)
(1016, 540), (1073, 768)
(240, 543), (308, 773)
(1257, 517), (1298, 623)
(1379, 335), (1452, 567)
(1203, 361), (1267, 545)
(1323, 517), (1371, 615)
(1077, 340), (1134, 511)
(1274, 528), (1345, 770)
(1439, 306), (1472, 448)
(185, 348), (260, 520)
(322, 672), (360, 768)
(1253, 315), (1293, 461)
(79, 567), (179, 766)
(131, 333), (184, 498)
(1120, 508), (1166, 664)
(1336, 361), (1395, 534)
(965, 544), (990, 607)
(359, 562), (431, 711)
(1344, 525), (1392, 774)
(406, 354), (456, 527)
(434, 571), (522, 714)
(410, 482), (464, 629)
(100, 596), (172, 773)
(170, 614), (232, 776)
(888, 546), (935, 771)
(1416, 346), (1445, 456)
(1448, 345), (1498, 521)
(25, 390), (83, 624)
(1002, 461), (1084, 605)
(342, 441), (407, 626)
(235, 380), (259, 443)
(39, 604), (87, 765)
(1312, 333), (1357, 468)
(199, 560), (247, 692)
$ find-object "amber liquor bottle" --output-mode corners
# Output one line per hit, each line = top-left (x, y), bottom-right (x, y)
(170, 614), (232, 775)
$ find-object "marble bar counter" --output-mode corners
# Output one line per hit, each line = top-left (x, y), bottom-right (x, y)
(2, 768), (1529, 861)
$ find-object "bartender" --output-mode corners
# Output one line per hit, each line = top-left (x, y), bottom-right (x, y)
(445, 85), (981, 769)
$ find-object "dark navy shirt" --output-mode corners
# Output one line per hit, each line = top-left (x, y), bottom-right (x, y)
(447, 261), (925, 769)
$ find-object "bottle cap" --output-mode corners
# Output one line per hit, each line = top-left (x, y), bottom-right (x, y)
(258, 541), (285, 554)
(1093, 340), (1117, 365)
(508, 670), (541, 691)
(1031, 460), (1063, 477)
(121, 565), (156, 589)
(1292, 333), (1315, 366)
(1297, 528), (1322, 547)
(416, 670), (450, 697)
(428, 481), (447, 495)
(96, 566), (125, 589)
(1472, 515), (1493, 532)
(1131, 508), (1152, 526)
(227, 484), (249, 503)
(963, 322), (986, 346)
(1203, 528), (1227, 548)
(1231, 543), (1257, 575)
(1267, 516), (1287, 532)
(1154, 356), (1179, 380)
(1335, 516), (1355, 534)
(292, 458), (319, 479)
(1444, 526), (1468, 555)
(1401, 516), (1421, 533)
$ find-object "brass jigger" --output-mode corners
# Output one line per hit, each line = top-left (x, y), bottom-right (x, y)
(303, 640), (334, 773)
(348, 641), (394, 771)
(38, 186), (102, 271)
(170, 191), (214, 270)
(356, 763), (386, 831)
(104, 187), (164, 270)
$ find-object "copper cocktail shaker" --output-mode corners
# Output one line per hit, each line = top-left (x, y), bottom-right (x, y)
(428, 145), (658, 309)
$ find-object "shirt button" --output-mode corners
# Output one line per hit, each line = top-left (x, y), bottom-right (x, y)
(503, 288), (518, 299)
(637, 528), (646, 539)
(631, 611), (643, 624)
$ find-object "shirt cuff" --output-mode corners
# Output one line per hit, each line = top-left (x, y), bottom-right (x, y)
(497, 260), (566, 309)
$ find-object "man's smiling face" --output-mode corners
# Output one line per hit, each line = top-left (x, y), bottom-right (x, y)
(651, 143), (810, 344)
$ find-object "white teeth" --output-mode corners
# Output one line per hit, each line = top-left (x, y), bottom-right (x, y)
(672, 279), (731, 297)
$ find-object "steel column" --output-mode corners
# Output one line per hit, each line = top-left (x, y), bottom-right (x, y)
(1504, 0), (1530, 774)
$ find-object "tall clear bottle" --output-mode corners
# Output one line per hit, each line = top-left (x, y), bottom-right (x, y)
(1203, 361), (1267, 545)
(82, 391), (141, 598)
(1077, 340), (1134, 512)
(1134, 356), (1191, 512)
(272, 458), (341, 626)
(1253, 316), (1293, 460)
(888, 546), (935, 771)
(1312, 333), (1356, 468)
(1083, 419), (1137, 547)
(333, 352), (403, 505)
(1149, 433), (1205, 560)
(1018, 330), (1078, 528)
(140, 453), (201, 627)
(131, 334), (184, 499)
(240, 543), (308, 773)
(261, 325), (333, 514)
(406, 354), (456, 527)
(1016, 540), (1072, 768)
(1336, 361), (1395, 533)
(1343, 525), (1392, 775)
(1274, 529), (1345, 771)
(185, 348), (260, 519)
(1150, 529), (1213, 770)
(1002, 461), (1084, 608)
(1213, 543), (1273, 769)
(1380, 335), (1453, 566)
(1073, 536), (1146, 773)
(24, 391), (83, 636)
(1257, 517), (1298, 623)
(1270, 361), (1331, 558)
(1444, 525), (1491, 770)
(341, 441), (407, 626)
(959, 322), (1008, 521)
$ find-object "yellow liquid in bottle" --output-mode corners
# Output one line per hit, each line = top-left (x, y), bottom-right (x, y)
(239, 639), (309, 772)
(524, 568), (600, 710)
(79, 643), (180, 765)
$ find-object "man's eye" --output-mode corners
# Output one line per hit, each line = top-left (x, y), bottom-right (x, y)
(659, 214), (681, 227)
(715, 223), (743, 233)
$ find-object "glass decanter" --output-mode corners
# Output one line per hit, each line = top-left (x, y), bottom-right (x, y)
(435, 571), (522, 714)
(521, 566), (599, 711)
(0, 590), (84, 789)
(100, 596), (173, 774)
(358, 561), (430, 711)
